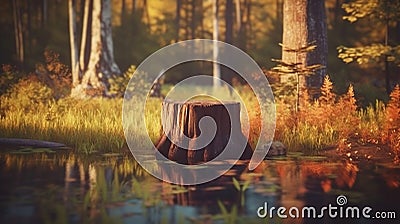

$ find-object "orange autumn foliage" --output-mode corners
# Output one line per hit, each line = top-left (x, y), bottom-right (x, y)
(384, 85), (400, 160)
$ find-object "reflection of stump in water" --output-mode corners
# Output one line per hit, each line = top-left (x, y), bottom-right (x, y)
(156, 100), (253, 165)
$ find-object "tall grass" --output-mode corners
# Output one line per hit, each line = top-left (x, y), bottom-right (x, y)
(1, 98), (125, 153)
(0, 77), (397, 155)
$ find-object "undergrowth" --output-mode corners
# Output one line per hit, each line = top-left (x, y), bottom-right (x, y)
(0, 66), (399, 158)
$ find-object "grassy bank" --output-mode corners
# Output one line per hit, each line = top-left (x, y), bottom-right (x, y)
(0, 76), (399, 157)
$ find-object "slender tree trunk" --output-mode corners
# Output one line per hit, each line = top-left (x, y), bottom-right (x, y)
(143, 0), (151, 29)
(225, 0), (234, 44)
(276, 0), (283, 20)
(246, 0), (252, 49)
(12, 0), (20, 63)
(213, 0), (221, 88)
(184, 0), (190, 39)
(190, 0), (196, 39)
(238, 0), (248, 50)
(121, 0), (126, 22)
(132, 0), (138, 12)
(199, 0), (204, 38)
(333, 0), (341, 24)
(384, 18), (391, 94)
(175, 0), (182, 42)
(42, 0), (48, 26)
(235, 0), (241, 34)
(102, 0), (120, 76)
(223, 0), (234, 85)
(12, 0), (24, 65)
(27, 0), (31, 55)
(68, 0), (79, 87)
(79, 0), (91, 73)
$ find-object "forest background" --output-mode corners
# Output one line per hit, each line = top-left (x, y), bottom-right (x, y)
(1, 0), (399, 105)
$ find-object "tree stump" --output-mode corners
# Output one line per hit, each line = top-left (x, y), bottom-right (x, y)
(156, 100), (253, 165)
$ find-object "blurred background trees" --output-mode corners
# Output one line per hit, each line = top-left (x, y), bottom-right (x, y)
(337, 0), (400, 95)
(0, 0), (399, 104)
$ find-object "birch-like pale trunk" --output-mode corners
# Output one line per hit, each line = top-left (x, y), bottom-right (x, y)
(81, 0), (104, 89)
(235, 0), (241, 33)
(79, 0), (91, 73)
(68, 0), (79, 87)
(71, 0), (121, 98)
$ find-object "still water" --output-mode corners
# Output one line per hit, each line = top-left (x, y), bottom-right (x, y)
(0, 152), (399, 224)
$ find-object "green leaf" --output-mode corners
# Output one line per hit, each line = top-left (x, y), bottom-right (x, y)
(242, 180), (251, 192)
(217, 200), (228, 217)
(232, 177), (241, 191)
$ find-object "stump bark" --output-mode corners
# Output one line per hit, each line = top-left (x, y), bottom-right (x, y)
(156, 100), (253, 164)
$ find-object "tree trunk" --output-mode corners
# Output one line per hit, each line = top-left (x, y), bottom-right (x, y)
(156, 100), (253, 165)
(225, 0), (234, 44)
(223, 0), (234, 85)
(42, 0), (48, 26)
(79, 0), (91, 73)
(246, 0), (252, 49)
(142, 0), (151, 29)
(306, 0), (328, 90)
(235, 0), (241, 34)
(175, 0), (182, 42)
(72, 0), (121, 98)
(68, 0), (79, 87)
(190, 0), (196, 39)
(282, 0), (327, 100)
(12, 0), (24, 65)
(276, 0), (283, 20)
(213, 0), (221, 88)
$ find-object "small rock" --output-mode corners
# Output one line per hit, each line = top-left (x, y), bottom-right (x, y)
(265, 141), (287, 157)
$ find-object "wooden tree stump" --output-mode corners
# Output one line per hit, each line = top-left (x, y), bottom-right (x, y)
(156, 100), (253, 165)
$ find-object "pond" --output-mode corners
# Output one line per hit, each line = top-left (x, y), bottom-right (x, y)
(0, 151), (399, 223)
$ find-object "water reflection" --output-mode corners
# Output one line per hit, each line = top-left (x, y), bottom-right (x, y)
(0, 153), (399, 223)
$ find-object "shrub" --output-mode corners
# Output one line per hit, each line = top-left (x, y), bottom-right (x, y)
(35, 49), (72, 99)
(0, 64), (22, 96)
(0, 76), (54, 113)
(274, 76), (360, 151)
(384, 85), (400, 160)
(108, 65), (136, 97)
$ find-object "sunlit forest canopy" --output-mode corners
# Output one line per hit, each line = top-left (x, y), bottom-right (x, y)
(0, 0), (399, 103)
